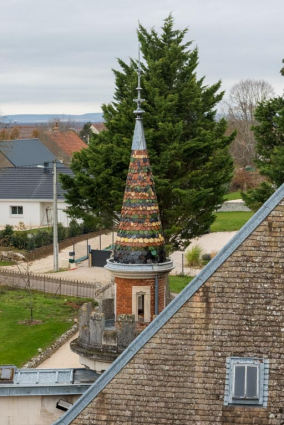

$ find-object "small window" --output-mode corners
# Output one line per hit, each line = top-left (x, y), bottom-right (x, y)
(11, 206), (23, 215)
(233, 364), (259, 399)
(224, 357), (269, 407)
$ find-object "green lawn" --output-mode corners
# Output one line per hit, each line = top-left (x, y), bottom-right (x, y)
(0, 287), (95, 367)
(211, 211), (254, 232)
(169, 275), (194, 293)
(224, 191), (242, 201)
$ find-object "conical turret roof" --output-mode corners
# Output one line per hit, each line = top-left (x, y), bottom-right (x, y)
(113, 116), (166, 264)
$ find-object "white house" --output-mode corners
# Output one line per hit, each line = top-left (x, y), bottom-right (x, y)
(0, 167), (73, 228)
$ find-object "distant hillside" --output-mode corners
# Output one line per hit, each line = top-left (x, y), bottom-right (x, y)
(2, 113), (104, 124)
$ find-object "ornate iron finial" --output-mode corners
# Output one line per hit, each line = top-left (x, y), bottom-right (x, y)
(134, 43), (145, 117)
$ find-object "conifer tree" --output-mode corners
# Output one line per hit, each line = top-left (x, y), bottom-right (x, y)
(242, 61), (284, 211)
(61, 16), (234, 250)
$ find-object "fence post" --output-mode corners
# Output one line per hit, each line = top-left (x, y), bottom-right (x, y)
(44, 275), (45, 296)
(77, 280), (78, 297)
(182, 253), (184, 275)
(112, 231), (114, 247)
(99, 234), (101, 250)
(59, 278), (61, 296)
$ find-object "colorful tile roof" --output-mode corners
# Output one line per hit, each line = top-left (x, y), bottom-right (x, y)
(113, 119), (166, 264)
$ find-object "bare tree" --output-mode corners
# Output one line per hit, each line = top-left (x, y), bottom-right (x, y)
(222, 79), (275, 167)
(15, 260), (35, 323)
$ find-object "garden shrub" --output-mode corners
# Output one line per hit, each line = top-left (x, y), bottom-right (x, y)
(26, 235), (36, 251)
(68, 219), (82, 237)
(10, 233), (28, 249)
(0, 225), (14, 246)
(34, 229), (52, 248)
(57, 223), (67, 241)
(185, 245), (202, 267)
(201, 253), (211, 261)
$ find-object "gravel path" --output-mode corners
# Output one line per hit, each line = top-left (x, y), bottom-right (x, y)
(36, 333), (81, 369)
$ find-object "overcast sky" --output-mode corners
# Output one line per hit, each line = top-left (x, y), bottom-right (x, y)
(0, 0), (283, 115)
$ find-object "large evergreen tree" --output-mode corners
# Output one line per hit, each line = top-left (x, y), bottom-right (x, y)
(242, 62), (284, 211)
(61, 16), (234, 250)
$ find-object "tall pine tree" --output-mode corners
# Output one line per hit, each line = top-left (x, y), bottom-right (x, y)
(242, 60), (284, 211)
(61, 16), (234, 250)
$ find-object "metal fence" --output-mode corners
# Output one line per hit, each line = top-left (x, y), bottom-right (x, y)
(69, 231), (116, 265)
(0, 269), (103, 300)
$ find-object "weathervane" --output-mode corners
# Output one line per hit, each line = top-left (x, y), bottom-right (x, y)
(134, 43), (145, 117)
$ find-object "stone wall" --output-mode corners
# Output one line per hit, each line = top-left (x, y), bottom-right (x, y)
(76, 302), (135, 352)
(70, 199), (284, 424)
(218, 200), (251, 212)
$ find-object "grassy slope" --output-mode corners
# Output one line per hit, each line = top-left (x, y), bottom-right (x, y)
(224, 191), (242, 201)
(0, 287), (93, 367)
(211, 211), (254, 232)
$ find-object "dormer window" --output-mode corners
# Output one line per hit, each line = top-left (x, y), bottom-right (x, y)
(224, 357), (269, 407)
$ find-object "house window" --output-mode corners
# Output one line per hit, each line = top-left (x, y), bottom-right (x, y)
(132, 286), (151, 323)
(224, 357), (269, 407)
(11, 206), (23, 215)
(233, 364), (259, 399)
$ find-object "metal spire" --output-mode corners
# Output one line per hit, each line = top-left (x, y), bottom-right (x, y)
(134, 43), (145, 117)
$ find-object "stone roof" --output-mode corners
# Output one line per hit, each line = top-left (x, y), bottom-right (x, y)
(113, 118), (166, 264)
(52, 182), (284, 425)
(0, 138), (57, 167)
(0, 167), (72, 200)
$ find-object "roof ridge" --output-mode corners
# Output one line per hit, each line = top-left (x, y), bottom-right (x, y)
(52, 183), (284, 425)
(0, 138), (39, 142)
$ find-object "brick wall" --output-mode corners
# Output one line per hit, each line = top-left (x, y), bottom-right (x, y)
(70, 200), (284, 425)
(116, 276), (165, 320)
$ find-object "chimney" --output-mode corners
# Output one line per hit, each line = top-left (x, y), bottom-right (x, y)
(53, 121), (59, 132)
(43, 162), (49, 173)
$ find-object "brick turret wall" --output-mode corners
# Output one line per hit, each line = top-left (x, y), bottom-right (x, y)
(116, 276), (165, 320)
(69, 200), (284, 425)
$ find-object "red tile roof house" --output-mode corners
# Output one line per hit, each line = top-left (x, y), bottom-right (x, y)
(52, 183), (284, 425)
(40, 126), (87, 165)
(90, 123), (106, 134)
